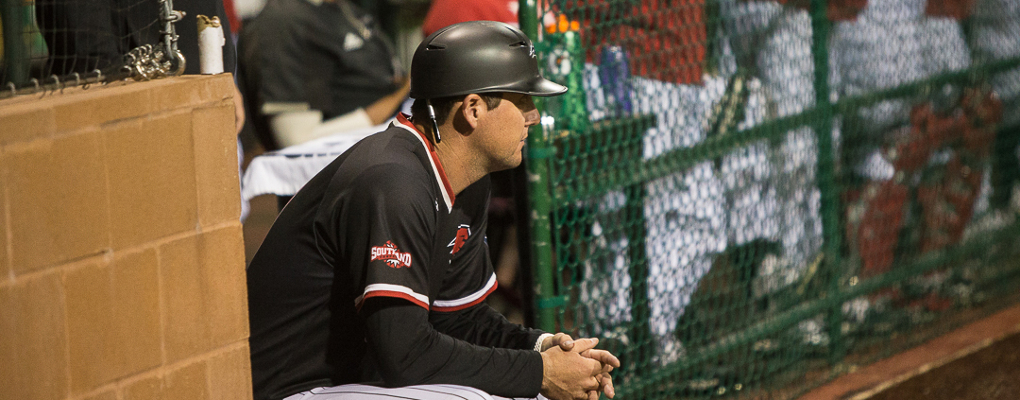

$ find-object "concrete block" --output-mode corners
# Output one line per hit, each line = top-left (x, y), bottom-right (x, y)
(160, 224), (247, 362)
(65, 260), (118, 393)
(0, 272), (70, 400)
(0, 286), (13, 396)
(165, 361), (209, 400)
(203, 224), (249, 347)
(121, 374), (164, 400)
(1, 182), (8, 283)
(111, 249), (162, 377)
(150, 77), (208, 113)
(193, 105), (241, 227)
(64, 253), (162, 393)
(207, 344), (254, 400)
(159, 233), (209, 362)
(152, 75), (234, 113)
(0, 103), (55, 145)
(5, 133), (110, 274)
(79, 389), (118, 400)
(106, 113), (198, 249)
(54, 83), (152, 133)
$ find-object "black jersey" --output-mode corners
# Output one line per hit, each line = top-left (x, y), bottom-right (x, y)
(247, 114), (544, 400)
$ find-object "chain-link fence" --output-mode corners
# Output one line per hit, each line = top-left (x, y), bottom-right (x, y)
(1, 0), (185, 98)
(520, 0), (1020, 398)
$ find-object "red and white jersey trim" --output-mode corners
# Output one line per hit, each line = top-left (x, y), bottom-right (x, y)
(394, 113), (454, 212)
(355, 283), (430, 310)
(431, 273), (498, 312)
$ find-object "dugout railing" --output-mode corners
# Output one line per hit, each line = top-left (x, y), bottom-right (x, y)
(519, 0), (1020, 398)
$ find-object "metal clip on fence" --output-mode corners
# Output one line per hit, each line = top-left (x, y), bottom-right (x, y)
(161, 0), (187, 76)
(126, 0), (185, 81)
(49, 75), (62, 95)
(1, 0), (186, 99)
(85, 69), (104, 90)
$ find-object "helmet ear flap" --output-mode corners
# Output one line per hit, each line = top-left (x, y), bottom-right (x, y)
(426, 99), (441, 143)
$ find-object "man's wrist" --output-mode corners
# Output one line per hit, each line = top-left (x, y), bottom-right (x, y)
(538, 350), (551, 393)
(534, 333), (554, 352)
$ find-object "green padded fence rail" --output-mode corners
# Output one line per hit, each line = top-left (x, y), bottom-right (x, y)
(520, 0), (1020, 398)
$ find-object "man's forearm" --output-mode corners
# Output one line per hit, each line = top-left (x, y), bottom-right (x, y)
(429, 302), (546, 350)
(269, 107), (374, 148)
(362, 299), (543, 397)
(364, 79), (411, 125)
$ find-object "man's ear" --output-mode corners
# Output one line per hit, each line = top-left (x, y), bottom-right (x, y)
(460, 94), (485, 130)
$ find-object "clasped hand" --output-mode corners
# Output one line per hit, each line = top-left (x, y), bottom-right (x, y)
(539, 333), (620, 400)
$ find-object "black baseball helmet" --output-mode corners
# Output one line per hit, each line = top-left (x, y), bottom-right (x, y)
(410, 21), (567, 99)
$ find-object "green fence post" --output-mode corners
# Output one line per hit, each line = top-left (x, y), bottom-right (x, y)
(1, 0), (29, 85)
(808, 0), (846, 365)
(624, 183), (652, 376)
(519, 0), (559, 332)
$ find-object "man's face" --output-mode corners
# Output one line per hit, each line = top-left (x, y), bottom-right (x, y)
(475, 93), (540, 172)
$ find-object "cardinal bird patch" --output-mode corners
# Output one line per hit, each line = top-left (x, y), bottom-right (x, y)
(370, 241), (413, 268)
(448, 224), (471, 255)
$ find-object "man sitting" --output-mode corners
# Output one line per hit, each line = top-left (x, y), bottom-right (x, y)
(246, 21), (619, 400)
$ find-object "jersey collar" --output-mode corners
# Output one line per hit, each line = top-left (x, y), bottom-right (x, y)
(393, 113), (455, 211)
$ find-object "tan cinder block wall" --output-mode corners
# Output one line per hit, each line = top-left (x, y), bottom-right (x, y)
(0, 75), (252, 400)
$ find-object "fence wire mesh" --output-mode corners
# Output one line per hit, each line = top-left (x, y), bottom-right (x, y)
(522, 0), (1020, 398)
(1, 0), (182, 97)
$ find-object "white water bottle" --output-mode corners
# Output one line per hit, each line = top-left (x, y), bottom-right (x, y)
(197, 15), (225, 74)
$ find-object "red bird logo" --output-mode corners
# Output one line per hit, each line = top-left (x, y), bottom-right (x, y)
(370, 241), (413, 268)
(448, 224), (471, 255)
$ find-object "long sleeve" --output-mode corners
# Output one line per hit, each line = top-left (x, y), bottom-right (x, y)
(362, 298), (544, 398)
(430, 302), (546, 350)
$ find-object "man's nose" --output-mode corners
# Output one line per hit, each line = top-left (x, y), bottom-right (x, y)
(523, 108), (540, 127)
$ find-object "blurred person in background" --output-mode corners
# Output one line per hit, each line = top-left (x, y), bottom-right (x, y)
(828, 0), (1002, 315)
(237, 0), (410, 152)
(969, 0), (1020, 211)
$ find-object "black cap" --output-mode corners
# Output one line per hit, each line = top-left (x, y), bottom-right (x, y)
(410, 21), (567, 99)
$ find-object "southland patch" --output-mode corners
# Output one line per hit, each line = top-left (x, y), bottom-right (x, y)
(370, 241), (412, 268)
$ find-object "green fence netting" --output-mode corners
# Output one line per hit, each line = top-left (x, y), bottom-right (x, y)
(520, 0), (1020, 398)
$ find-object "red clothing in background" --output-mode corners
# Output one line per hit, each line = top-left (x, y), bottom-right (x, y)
(765, 0), (972, 22)
(925, 0), (976, 19)
(767, 0), (868, 21)
(223, 0), (242, 33)
(423, 0), (518, 37)
(571, 0), (706, 85)
(425, 0), (706, 85)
